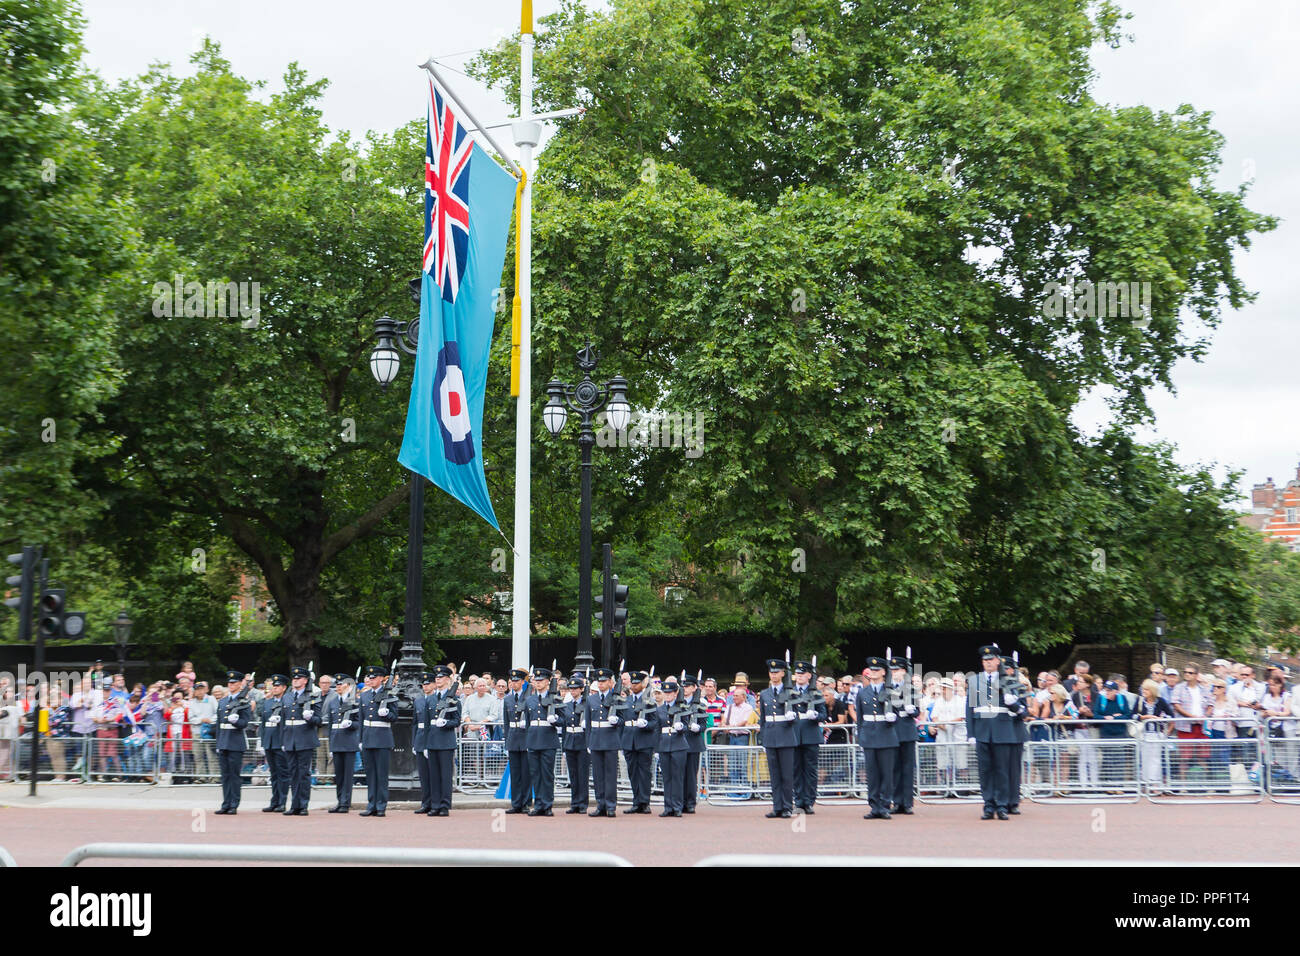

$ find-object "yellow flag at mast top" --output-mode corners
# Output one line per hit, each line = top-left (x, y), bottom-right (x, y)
(522, 0), (532, 34)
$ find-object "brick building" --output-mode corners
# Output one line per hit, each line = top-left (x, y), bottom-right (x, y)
(1243, 463), (1300, 551)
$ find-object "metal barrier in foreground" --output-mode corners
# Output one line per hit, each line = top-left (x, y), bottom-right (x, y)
(0, 845), (16, 868)
(692, 854), (1277, 868)
(1266, 718), (1300, 804)
(61, 842), (633, 868)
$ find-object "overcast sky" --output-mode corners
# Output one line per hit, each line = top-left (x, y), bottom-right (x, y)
(80, 0), (1298, 504)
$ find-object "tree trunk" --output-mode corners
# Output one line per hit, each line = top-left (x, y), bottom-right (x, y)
(793, 541), (843, 670)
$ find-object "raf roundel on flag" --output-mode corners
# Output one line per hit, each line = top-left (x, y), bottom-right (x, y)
(398, 77), (519, 530)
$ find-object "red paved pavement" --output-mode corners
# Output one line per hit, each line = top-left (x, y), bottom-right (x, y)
(1, 800), (1295, 866)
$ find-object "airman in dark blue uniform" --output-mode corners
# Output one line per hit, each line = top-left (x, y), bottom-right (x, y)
(358, 664), (396, 817)
(656, 679), (689, 817)
(257, 674), (289, 812)
(214, 670), (250, 814)
(281, 665), (321, 815)
(426, 664), (460, 816)
(562, 672), (590, 814)
(966, 645), (1022, 820)
(412, 672), (437, 814)
(325, 674), (360, 812)
(1003, 657), (1031, 815)
(586, 667), (623, 817)
(791, 661), (828, 814)
(890, 655), (920, 815)
(620, 669), (660, 813)
(523, 667), (562, 815)
(680, 673), (706, 814)
(856, 656), (899, 819)
(502, 668), (533, 814)
(759, 658), (798, 818)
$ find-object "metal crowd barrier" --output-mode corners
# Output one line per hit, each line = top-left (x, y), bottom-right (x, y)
(1265, 717), (1300, 804)
(917, 721), (981, 802)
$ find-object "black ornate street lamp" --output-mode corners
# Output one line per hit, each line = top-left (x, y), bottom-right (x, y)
(544, 344), (631, 671)
(367, 279), (430, 796)
(112, 610), (133, 679)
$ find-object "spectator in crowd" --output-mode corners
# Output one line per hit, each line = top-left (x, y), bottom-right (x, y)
(189, 681), (218, 781)
(90, 689), (126, 780)
(1064, 660), (1091, 692)
(45, 685), (73, 781)
(1070, 673), (1100, 791)
(702, 678), (726, 727)
(163, 689), (193, 780)
(1038, 684), (1078, 793)
(1110, 674), (1138, 711)
(175, 675), (192, 698)
(1094, 680), (1133, 791)
(69, 676), (97, 757)
(929, 677), (967, 794)
(1161, 667), (1180, 703)
(620, 671), (632, 692)
(461, 678), (500, 739)
(1228, 665), (1263, 747)
(1204, 678), (1239, 786)
(720, 685), (756, 797)
(211, 685), (227, 702)
(1170, 664), (1209, 784)
(1210, 659), (1235, 686)
(108, 674), (129, 701)
(1148, 662), (1165, 683)
(1136, 678), (1174, 794)
(1259, 673), (1294, 777)
(0, 680), (18, 777)
(175, 661), (198, 684)
(732, 672), (756, 707)
(819, 677), (850, 743)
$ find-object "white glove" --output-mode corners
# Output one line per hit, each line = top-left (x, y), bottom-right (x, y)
(267, 716), (280, 726)
(434, 718), (447, 728)
(1003, 693), (1017, 706)
(673, 721), (684, 731)
(800, 710), (818, 720)
(546, 714), (559, 724)
(302, 708), (313, 719)
(967, 737), (977, 744)
(634, 718), (648, 729)
(904, 705), (917, 716)
(885, 712), (897, 723)
(378, 707), (389, 717)
(690, 722), (701, 732)
(607, 717), (620, 727)
(339, 719), (352, 729)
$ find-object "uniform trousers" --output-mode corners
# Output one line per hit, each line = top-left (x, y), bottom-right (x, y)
(361, 747), (390, 812)
(861, 746), (896, 815)
(683, 751), (701, 810)
(659, 751), (686, 812)
(508, 750), (532, 810)
(591, 750), (619, 812)
(975, 740), (1012, 811)
(332, 751), (355, 808)
(765, 746), (795, 813)
(623, 749), (654, 807)
(893, 740), (916, 810)
(415, 750), (433, 810)
(793, 743), (820, 808)
(428, 749), (454, 812)
(526, 748), (557, 811)
(564, 748), (590, 810)
(285, 748), (313, 810)
(218, 749), (243, 809)
(265, 747), (289, 809)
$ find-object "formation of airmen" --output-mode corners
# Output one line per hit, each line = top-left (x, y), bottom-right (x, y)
(212, 645), (1030, 818)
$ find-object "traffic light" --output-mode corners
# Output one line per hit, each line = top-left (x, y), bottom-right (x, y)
(36, 586), (86, 640)
(5, 547), (37, 641)
(595, 574), (630, 635)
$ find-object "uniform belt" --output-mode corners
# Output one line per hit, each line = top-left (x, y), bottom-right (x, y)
(510, 720), (527, 728)
(329, 722), (349, 729)
(284, 719), (306, 726)
(566, 726), (586, 733)
(363, 720), (388, 727)
(973, 706), (1010, 714)
(764, 713), (795, 722)
(219, 723), (237, 730)
(860, 715), (891, 721)
(416, 722), (426, 729)
(661, 727), (674, 734)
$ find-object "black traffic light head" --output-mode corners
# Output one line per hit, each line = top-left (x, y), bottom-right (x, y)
(39, 588), (66, 639)
(5, 549), (34, 611)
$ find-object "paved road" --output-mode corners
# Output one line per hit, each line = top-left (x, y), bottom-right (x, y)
(1, 793), (1295, 866)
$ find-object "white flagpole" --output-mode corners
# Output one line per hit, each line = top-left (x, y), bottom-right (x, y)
(510, 1), (538, 670)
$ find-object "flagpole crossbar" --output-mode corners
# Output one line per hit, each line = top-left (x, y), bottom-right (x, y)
(419, 59), (524, 179)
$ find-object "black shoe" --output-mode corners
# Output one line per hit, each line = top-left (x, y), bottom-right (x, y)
(282, 809), (296, 815)
(683, 808), (696, 814)
(359, 809), (377, 817)
(864, 811), (890, 819)
(214, 808), (231, 815)
(262, 805), (283, 813)
(894, 806), (913, 815)
(433, 809), (449, 816)
(415, 806), (432, 814)
(527, 808), (553, 816)
(605, 809), (618, 817)
(765, 811), (782, 818)
(293, 809), (308, 816)
(504, 807), (527, 815)
(981, 809), (995, 820)
(588, 810), (604, 817)
(659, 810), (682, 817)
(800, 806), (815, 815)
(996, 809), (1009, 820)
(1008, 807), (1021, 815)
(565, 807), (584, 814)
(328, 806), (348, 813)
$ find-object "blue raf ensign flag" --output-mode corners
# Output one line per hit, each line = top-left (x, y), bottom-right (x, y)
(399, 78), (517, 529)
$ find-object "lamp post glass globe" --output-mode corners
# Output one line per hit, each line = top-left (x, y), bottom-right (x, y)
(544, 381), (568, 435)
(370, 344), (400, 387)
(606, 377), (631, 431)
(112, 610), (132, 649)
